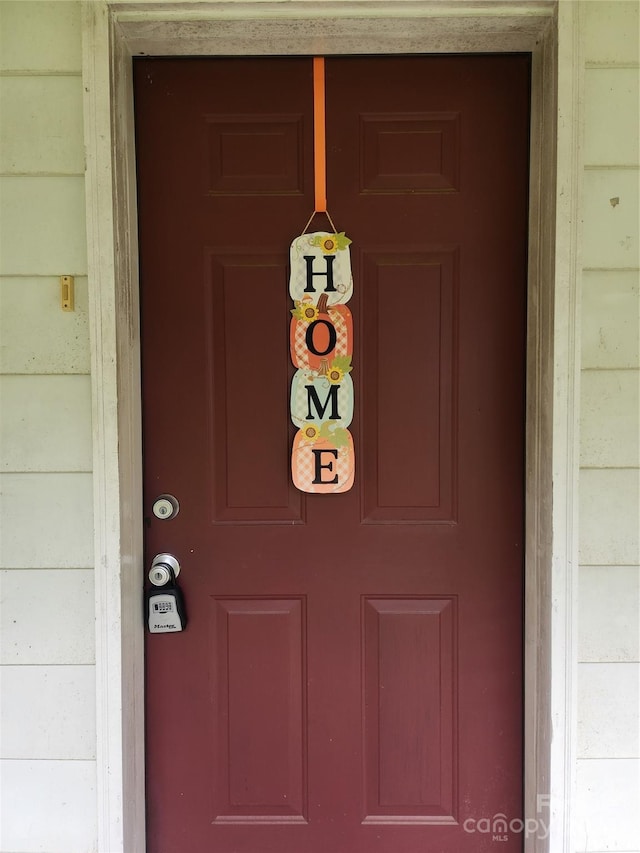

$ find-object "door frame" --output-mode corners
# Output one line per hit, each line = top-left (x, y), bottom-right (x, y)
(81, 2), (582, 851)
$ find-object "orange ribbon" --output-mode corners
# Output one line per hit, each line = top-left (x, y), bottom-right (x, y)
(313, 57), (327, 213)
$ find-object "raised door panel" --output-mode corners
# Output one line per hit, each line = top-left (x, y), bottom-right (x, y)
(205, 252), (302, 523)
(363, 597), (456, 823)
(212, 598), (307, 822)
(361, 249), (457, 523)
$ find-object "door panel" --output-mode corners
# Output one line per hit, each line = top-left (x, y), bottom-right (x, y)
(205, 251), (301, 522)
(212, 597), (306, 822)
(362, 597), (456, 821)
(135, 55), (529, 853)
(361, 248), (456, 521)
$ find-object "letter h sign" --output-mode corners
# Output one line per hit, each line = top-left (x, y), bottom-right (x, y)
(288, 232), (355, 493)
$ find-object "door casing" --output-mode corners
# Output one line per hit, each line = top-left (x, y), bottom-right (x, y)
(81, 2), (581, 852)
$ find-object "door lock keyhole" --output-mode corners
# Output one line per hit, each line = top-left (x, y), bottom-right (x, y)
(152, 494), (180, 520)
(149, 553), (181, 586)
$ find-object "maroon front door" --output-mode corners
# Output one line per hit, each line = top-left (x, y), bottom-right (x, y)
(135, 56), (529, 853)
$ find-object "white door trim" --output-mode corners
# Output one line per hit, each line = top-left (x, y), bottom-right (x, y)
(81, 2), (580, 851)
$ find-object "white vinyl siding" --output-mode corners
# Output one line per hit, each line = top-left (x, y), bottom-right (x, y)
(0, 2), (96, 851)
(575, 3), (640, 851)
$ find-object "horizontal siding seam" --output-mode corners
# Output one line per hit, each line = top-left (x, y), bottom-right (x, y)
(0, 174), (84, 180)
(0, 757), (98, 763)
(583, 165), (640, 171)
(0, 757), (97, 762)
(3, 470), (90, 479)
(580, 367), (640, 373)
(579, 466), (640, 471)
(1, 471), (94, 475)
(0, 566), (94, 571)
(0, 270), (89, 277)
(585, 62), (640, 69)
(0, 71), (82, 78)
(0, 662), (95, 667)
(583, 266), (640, 272)
(0, 274), (88, 280)
(2, 470), (91, 478)
(0, 172), (85, 178)
(575, 756), (640, 761)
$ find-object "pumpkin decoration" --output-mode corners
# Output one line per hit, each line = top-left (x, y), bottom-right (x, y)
(291, 426), (355, 494)
(290, 372), (354, 431)
(290, 292), (353, 372)
(288, 232), (353, 305)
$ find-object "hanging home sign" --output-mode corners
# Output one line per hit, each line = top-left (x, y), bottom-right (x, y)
(289, 58), (354, 493)
(289, 231), (354, 493)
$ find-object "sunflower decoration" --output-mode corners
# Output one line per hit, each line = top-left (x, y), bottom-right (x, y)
(327, 366), (344, 385)
(327, 355), (353, 384)
(302, 303), (319, 322)
(301, 423), (321, 442)
(310, 232), (352, 254)
(291, 300), (319, 323)
(319, 234), (338, 254)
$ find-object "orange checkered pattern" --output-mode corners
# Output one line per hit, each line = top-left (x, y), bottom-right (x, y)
(291, 430), (355, 494)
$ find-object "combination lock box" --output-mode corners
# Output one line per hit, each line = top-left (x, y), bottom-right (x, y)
(147, 587), (187, 633)
(146, 553), (187, 633)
